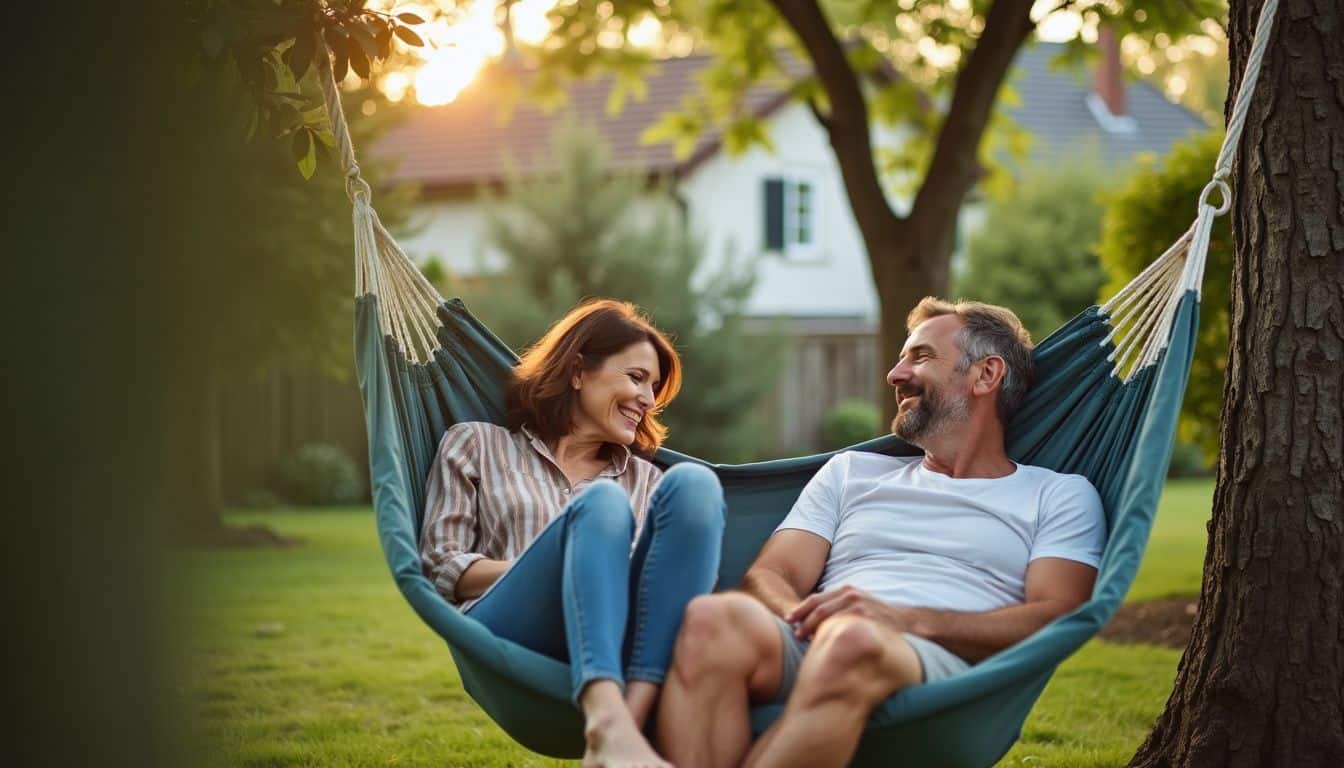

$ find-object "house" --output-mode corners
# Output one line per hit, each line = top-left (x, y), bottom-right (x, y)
(372, 35), (1206, 455)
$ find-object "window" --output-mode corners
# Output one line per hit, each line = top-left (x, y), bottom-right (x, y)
(763, 174), (822, 258)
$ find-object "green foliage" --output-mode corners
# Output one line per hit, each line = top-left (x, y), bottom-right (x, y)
(274, 443), (365, 505)
(821, 399), (883, 450)
(190, 0), (428, 177)
(1167, 438), (1212, 478)
(955, 160), (1111, 341)
(457, 123), (782, 463)
(203, 85), (415, 381)
(530, 1), (1223, 185)
(1098, 130), (1230, 461)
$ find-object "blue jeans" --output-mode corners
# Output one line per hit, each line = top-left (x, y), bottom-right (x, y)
(464, 462), (725, 703)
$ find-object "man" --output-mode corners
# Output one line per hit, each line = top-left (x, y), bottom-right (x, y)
(655, 297), (1106, 768)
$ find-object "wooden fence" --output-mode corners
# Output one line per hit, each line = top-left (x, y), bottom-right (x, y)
(753, 318), (884, 457)
(219, 368), (370, 503)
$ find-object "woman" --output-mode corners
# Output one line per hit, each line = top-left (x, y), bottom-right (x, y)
(421, 299), (724, 768)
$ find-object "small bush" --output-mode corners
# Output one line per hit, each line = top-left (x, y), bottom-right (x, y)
(274, 443), (364, 506)
(1167, 438), (1212, 478)
(236, 487), (284, 509)
(822, 399), (883, 450)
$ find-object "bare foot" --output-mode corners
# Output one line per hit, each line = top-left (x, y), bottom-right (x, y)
(581, 710), (672, 768)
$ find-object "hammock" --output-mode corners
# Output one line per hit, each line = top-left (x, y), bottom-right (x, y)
(322, 2), (1277, 764)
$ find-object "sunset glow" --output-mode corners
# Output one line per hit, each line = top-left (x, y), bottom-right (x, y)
(377, 0), (557, 106)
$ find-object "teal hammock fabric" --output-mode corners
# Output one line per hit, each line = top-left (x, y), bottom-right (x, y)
(356, 292), (1198, 767)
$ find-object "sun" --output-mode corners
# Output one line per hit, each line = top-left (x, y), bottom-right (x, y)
(373, 0), (557, 107)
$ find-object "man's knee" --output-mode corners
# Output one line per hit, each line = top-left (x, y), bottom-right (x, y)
(673, 594), (773, 677)
(812, 616), (887, 672)
(796, 616), (919, 705)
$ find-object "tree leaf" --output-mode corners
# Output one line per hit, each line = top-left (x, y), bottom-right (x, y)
(393, 24), (424, 48)
(348, 22), (381, 61)
(201, 26), (224, 58)
(395, 12), (425, 25)
(245, 103), (260, 141)
(293, 128), (317, 180)
(287, 27), (316, 81)
(374, 20), (392, 52)
(333, 46), (349, 82)
(348, 45), (370, 79)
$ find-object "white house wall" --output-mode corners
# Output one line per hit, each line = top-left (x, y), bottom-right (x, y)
(397, 101), (913, 324)
(398, 198), (504, 275)
(679, 102), (898, 322)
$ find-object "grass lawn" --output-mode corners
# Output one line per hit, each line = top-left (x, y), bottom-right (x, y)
(176, 479), (1213, 767)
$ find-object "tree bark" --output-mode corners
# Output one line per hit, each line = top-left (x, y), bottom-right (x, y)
(1130, 1), (1344, 765)
(769, 0), (1035, 420)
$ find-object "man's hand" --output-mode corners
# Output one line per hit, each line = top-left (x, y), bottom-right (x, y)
(787, 585), (936, 640)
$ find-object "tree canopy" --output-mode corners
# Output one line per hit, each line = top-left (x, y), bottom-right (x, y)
(955, 158), (1110, 342)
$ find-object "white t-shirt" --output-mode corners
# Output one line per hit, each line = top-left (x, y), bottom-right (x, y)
(777, 452), (1107, 613)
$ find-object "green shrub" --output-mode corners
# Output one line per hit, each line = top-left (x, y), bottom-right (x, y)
(274, 443), (364, 506)
(236, 487), (284, 509)
(1167, 438), (1213, 478)
(822, 399), (882, 450)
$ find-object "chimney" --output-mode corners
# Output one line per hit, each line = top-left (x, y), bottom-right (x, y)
(1093, 26), (1126, 117)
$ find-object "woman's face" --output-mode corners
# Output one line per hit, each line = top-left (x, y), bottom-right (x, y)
(571, 340), (662, 446)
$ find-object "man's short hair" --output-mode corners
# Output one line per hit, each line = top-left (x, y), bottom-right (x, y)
(906, 297), (1035, 424)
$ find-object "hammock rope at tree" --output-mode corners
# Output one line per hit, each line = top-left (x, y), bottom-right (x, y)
(319, 2), (1279, 764)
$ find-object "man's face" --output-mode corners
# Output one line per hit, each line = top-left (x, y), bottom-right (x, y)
(886, 314), (971, 446)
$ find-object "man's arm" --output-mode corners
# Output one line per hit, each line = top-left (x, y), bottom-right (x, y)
(739, 529), (831, 618)
(791, 557), (1097, 662)
(905, 557), (1097, 661)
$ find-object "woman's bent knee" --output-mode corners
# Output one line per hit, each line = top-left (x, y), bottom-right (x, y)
(661, 463), (723, 500)
(653, 463), (725, 531)
(567, 480), (634, 539)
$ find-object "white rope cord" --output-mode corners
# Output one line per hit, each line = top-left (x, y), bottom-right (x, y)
(1101, 246), (1184, 365)
(1097, 0), (1278, 380)
(1102, 242), (1185, 334)
(315, 30), (446, 363)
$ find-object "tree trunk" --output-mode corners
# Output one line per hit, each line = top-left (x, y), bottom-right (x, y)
(872, 219), (952, 422)
(173, 346), (225, 539)
(1130, 1), (1344, 765)
(168, 337), (296, 547)
(768, 0), (1034, 423)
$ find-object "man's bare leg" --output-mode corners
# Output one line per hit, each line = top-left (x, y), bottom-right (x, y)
(656, 594), (785, 768)
(580, 680), (670, 768)
(744, 616), (922, 768)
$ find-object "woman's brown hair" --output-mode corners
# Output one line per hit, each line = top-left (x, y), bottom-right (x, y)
(505, 299), (682, 455)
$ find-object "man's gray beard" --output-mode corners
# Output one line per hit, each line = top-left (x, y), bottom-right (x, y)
(893, 388), (969, 447)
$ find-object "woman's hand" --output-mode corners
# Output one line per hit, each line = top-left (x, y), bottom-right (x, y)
(455, 558), (511, 601)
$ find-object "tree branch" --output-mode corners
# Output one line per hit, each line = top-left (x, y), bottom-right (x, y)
(770, 0), (902, 258)
(908, 0), (1036, 269)
(806, 96), (833, 134)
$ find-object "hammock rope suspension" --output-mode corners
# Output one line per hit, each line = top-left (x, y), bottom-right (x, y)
(317, 33), (444, 363)
(1100, 0), (1278, 378)
(327, 2), (1282, 765)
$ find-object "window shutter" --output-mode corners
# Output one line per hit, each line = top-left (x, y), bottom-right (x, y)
(763, 178), (785, 252)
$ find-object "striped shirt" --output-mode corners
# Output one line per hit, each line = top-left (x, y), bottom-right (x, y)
(420, 421), (663, 610)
